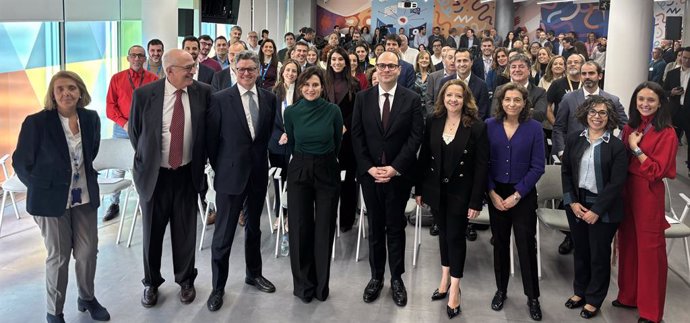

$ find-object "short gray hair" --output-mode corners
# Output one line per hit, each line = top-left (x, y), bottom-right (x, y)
(508, 53), (531, 67)
(235, 50), (259, 67)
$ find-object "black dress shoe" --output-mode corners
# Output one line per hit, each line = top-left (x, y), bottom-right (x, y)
(207, 289), (224, 312)
(528, 298), (542, 321)
(391, 279), (407, 307)
(466, 225), (477, 241)
(47, 313), (66, 323)
(612, 299), (637, 309)
(491, 291), (507, 311)
(558, 235), (573, 254)
(77, 297), (111, 321)
(298, 295), (313, 304)
(103, 204), (120, 221)
(141, 286), (158, 308)
(430, 224), (440, 236)
(245, 276), (276, 293)
(431, 287), (449, 301)
(447, 304), (462, 319)
(638, 318), (656, 323)
(180, 284), (196, 304)
(363, 278), (384, 303)
(580, 306), (599, 319)
(564, 296), (585, 309)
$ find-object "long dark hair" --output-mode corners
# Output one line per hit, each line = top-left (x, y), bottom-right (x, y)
(325, 47), (359, 103)
(258, 38), (278, 68)
(627, 81), (673, 131)
(272, 59), (301, 102)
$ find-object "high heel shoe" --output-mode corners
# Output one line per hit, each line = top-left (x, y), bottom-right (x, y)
(431, 285), (450, 301)
(447, 289), (462, 319)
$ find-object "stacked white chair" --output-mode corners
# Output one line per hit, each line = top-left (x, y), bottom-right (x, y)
(0, 154), (27, 235)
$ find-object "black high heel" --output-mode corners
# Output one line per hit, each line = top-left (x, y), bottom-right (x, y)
(431, 285), (450, 301)
(446, 288), (462, 319)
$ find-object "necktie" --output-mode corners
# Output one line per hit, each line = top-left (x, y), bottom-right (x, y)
(169, 89), (185, 169)
(382, 93), (391, 130)
(247, 91), (259, 138)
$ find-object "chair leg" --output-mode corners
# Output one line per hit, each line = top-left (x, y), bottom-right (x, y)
(0, 191), (6, 234)
(8, 192), (20, 219)
(199, 203), (211, 251)
(537, 222), (542, 279)
(683, 237), (690, 282)
(413, 206), (420, 267)
(265, 193), (274, 234)
(197, 197), (205, 224)
(274, 203), (284, 258)
(510, 229), (515, 276)
(127, 199), (140, 248)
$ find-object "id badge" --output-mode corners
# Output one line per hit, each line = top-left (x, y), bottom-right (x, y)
(71, 188), (82, 205)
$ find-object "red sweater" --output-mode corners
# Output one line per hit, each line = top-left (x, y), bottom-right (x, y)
(106, 68), (158, 127)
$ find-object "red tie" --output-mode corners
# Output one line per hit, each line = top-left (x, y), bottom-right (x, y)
(169, 89), (185, 169)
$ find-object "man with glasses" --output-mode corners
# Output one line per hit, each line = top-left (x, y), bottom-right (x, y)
(211, 41), (247, 92)
(351, 51), (424, 308)
(246, 31), (260, 53)
(129, 48), (212, 309)
(430, 39), (444, 66)
(143, 39), (166, 79)
(182, 36), (214, 85)
(205, 50), (278, 312)
(384, 34), (415, 89)
(103, 45), (158, 222)
(198, 35), (222, 72)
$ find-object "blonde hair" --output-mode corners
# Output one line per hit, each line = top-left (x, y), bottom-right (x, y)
(44, 71), (91, 110)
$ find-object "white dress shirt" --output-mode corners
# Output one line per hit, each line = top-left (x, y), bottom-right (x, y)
(378, 84), (397, 118)
(681, 67), (690, 105)
(161, 79), (193, 168)
(238, 83), (259, 139)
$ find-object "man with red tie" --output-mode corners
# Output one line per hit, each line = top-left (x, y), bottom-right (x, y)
(129, 49), (212, 309)
(104, 45), (158, 222)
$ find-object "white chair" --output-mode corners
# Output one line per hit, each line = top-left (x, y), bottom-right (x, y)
(470, 207), (516, 276)
(91, 139), (136, 245)
(535, 164), (566, 280)
(355, 184), (367, 262)
(330, 171), (347, 260)
(198, 165), (217, 250)
(412, 203), (422, 267)
(664, 179), (690, 283)
(274, 168), (287, 257)
(265, 167), (277, 234)
(1, 154), (27, 234)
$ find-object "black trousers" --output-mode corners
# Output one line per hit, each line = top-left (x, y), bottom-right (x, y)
(360, 176), (411, 281)
(339, 168), (357, 230)
(566, 189), (619, 308)
(432, 189), (468, 278)
(211, 175), (267, 291)
(141, 164), (198, 287)
(287, 152), (340, 300)
(269, 152), (289, 218)
(488, 182), (540, 299)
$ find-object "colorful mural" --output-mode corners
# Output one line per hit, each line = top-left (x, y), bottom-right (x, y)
(315, 0), (372, 36)
(371, 0), (435, 42)
(537, 2), (610, 40)
(435, 0), (496, 36)
(653, 0), (685, 47)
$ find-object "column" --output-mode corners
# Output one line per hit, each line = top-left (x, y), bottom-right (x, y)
(605, 0), (654, 115)
(683, 0), (690, 47)
(141, 0), (178, 54)
(495, 0), (513, 44)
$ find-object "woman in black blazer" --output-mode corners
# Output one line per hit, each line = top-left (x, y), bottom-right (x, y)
(561, 95), (628, 319)
(415, 79), (489, 319)
(12, 71), (108, 323)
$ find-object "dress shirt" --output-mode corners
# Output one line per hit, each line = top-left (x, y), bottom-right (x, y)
(583, 87), (600, 99)
(144, 60), (165, 79)
(58, 114), (90, 208)
(161, 80), (192, 168)
(467, 37), (474, 48)
(200, 56), (222, 72)
(238, 83), (259, 139)
(215, 55), (230, 70)
(456, 73), (472, 85)
(578, 129), (610, 194)
(378, 84), (397, 118)
(401, 47), (420, 65)
(413, 34), (429, 49)
(248, 44), (260, 53)
(483, 56), (493, 79)
(106, 68), (158, 127)
(681, 67), (690, 105)
(431, 54), (443, 66)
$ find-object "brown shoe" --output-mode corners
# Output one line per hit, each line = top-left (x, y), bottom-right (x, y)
(238, 210), (246, 226)
(180, 284), (196, 304)
(206, 209), (217, 225)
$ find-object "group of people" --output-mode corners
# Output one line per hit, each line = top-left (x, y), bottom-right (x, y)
(11, 22), (682, 323)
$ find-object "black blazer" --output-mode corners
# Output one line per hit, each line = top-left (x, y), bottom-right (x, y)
(492, 83), (547, 122)
(415, 115), (489, 212)
(268, 99), (288, 157)
(13, 108), (100, 217)
(351, 85), (424, 181)
(561, 131), (628, 223)
(438, 73), (491, 120)
(206, 85), (278, 195)
(663, 68), (690, 127)
(129, 79), (212, 201)
(198, 63), (215, 85)
(211, 68), (233, 92)
(472, 59), (489, 81)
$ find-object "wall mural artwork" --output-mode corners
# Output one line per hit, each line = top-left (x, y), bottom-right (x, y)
(316, 0), (372, 36)
(370, 0), (434, 43)
(653, 0), (685, 47)
(435, 0), (495, 36)
(539, 2), (609, 40)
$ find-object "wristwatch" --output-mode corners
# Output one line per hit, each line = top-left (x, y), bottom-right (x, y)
(632, 147), (643, 157)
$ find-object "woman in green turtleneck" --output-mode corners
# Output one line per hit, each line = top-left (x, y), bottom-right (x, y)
(283, 66), (343, 303)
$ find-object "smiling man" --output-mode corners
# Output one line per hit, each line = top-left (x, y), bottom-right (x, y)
(491, 54), (547, 123)
(143, 39), (165, 79)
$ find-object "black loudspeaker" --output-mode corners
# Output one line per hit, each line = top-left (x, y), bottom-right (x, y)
(202, 0), (240, 25)
(666, 16), (682, 41)
(178, 9), (194, 37)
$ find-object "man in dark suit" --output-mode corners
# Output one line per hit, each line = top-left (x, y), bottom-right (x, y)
(211, 41), (246, 92)
(181, 36), (214, 84)
(277, 32), (295, 63)
(553, 61), (628, 156)
(129, 49), (212, 308)
(491, 54), (548, 123)
(426, 48), (457, 115)
(384, 34), (415, 89)
(472, 37), (495, 81)
(205, 50), (278, 312)
(446, 27), (460, 50)
(351, 51), (424, 307)
(664, 47), (690, 172)
(439, 49), (491, 120)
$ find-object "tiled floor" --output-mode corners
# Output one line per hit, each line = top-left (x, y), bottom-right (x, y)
(2, 154), (690, 322)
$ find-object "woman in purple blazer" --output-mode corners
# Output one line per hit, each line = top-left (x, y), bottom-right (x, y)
(485, 82), (545, 321)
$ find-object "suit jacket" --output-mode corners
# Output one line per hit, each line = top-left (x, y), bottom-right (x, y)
(129, 79), (212, 201)
(211, 68), (234, 92)
(351, 85), (424, 182)
(398, 60), (416, 89)
(434, 62), (444, 72)
(426, 69), (449, 115)
(663, 67), (690, 128)
(13, 108), (100, 217)
(268, 100), (287, 157)
(415, 115), (489, 212)
(472, 58), (489, 81)
(445, 36), (458, 49)
(492, 83), (548, 123)
(552, 88), (628, 154)
(561, 131), (628, 223)
(206, 85), (278, 195)
(438, 73), (491, 120)
(197, 63), (215, 85)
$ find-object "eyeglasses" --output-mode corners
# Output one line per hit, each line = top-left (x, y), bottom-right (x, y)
(172, 63), (198, 72)
(376, 63), (399, 70)
(237, 67), (258, 74)
(587, 109), (608, 117)
(128, 53), (146, 59)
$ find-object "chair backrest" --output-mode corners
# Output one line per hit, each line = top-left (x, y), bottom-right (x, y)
(0, 154), (10, 180)
(536, 164), (562, 202)
(92, 138), (135, 171)
(664, 178), (673, 215)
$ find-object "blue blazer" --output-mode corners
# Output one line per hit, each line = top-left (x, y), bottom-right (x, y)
(398, 60), (416, 89)
(13, 108), (100, 217)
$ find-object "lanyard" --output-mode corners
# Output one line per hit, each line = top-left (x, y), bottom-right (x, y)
(566, 76), (582, 92)
(260, 62), (271, 81)
(128, 70), (144, 91)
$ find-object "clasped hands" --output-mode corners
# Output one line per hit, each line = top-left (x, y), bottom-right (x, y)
(489, 190), (520, 211)
(414, 196), (480, 219)
(368, 166), (397, 183)
(569, 202), (599, 224)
